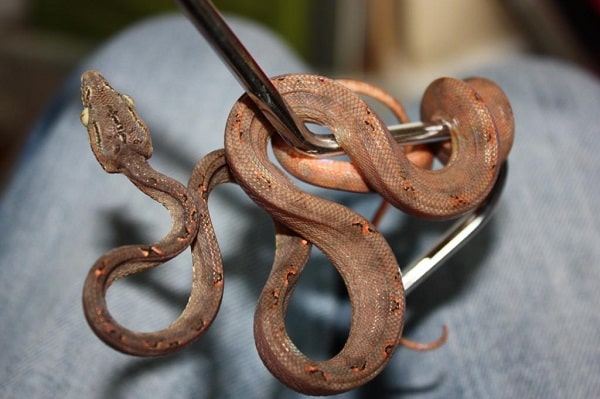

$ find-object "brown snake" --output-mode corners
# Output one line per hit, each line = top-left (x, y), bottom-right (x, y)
(80, 71), (512, 395)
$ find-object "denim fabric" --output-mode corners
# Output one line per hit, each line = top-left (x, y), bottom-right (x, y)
(1, 14), (598, 399)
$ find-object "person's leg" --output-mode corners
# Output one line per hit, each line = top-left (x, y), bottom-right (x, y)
(1, 12), (599, 399)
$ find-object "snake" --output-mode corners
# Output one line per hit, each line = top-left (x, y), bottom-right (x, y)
(80, 70), (511, 395)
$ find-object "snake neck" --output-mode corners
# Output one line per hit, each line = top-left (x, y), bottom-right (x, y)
(120, 155), (200, 252)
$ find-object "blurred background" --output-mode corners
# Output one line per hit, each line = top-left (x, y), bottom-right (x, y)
(0, 0), (598, 188)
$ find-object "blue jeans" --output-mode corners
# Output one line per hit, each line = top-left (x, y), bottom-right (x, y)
(1, 14), (598, 398)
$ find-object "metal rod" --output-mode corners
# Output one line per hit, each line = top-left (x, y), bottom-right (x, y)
(403, 162), (508, 294)
(388, 122), (449, 145)
(305, 122), (450, 158)
(175, 0), (338, 154)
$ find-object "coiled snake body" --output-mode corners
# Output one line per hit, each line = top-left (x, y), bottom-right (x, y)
(80, 71), (512, 395)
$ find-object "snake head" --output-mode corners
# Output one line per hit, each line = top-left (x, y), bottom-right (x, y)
(80, 70), (153, 173)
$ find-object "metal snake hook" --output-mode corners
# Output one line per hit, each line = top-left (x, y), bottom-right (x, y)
(174, 0), (508, 293)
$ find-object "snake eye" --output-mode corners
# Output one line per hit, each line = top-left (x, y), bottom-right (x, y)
(122, 94), (135, 107)
(80, 107), (89, 127)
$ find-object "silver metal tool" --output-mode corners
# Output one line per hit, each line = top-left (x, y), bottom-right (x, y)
(175, 0), (507, 292)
